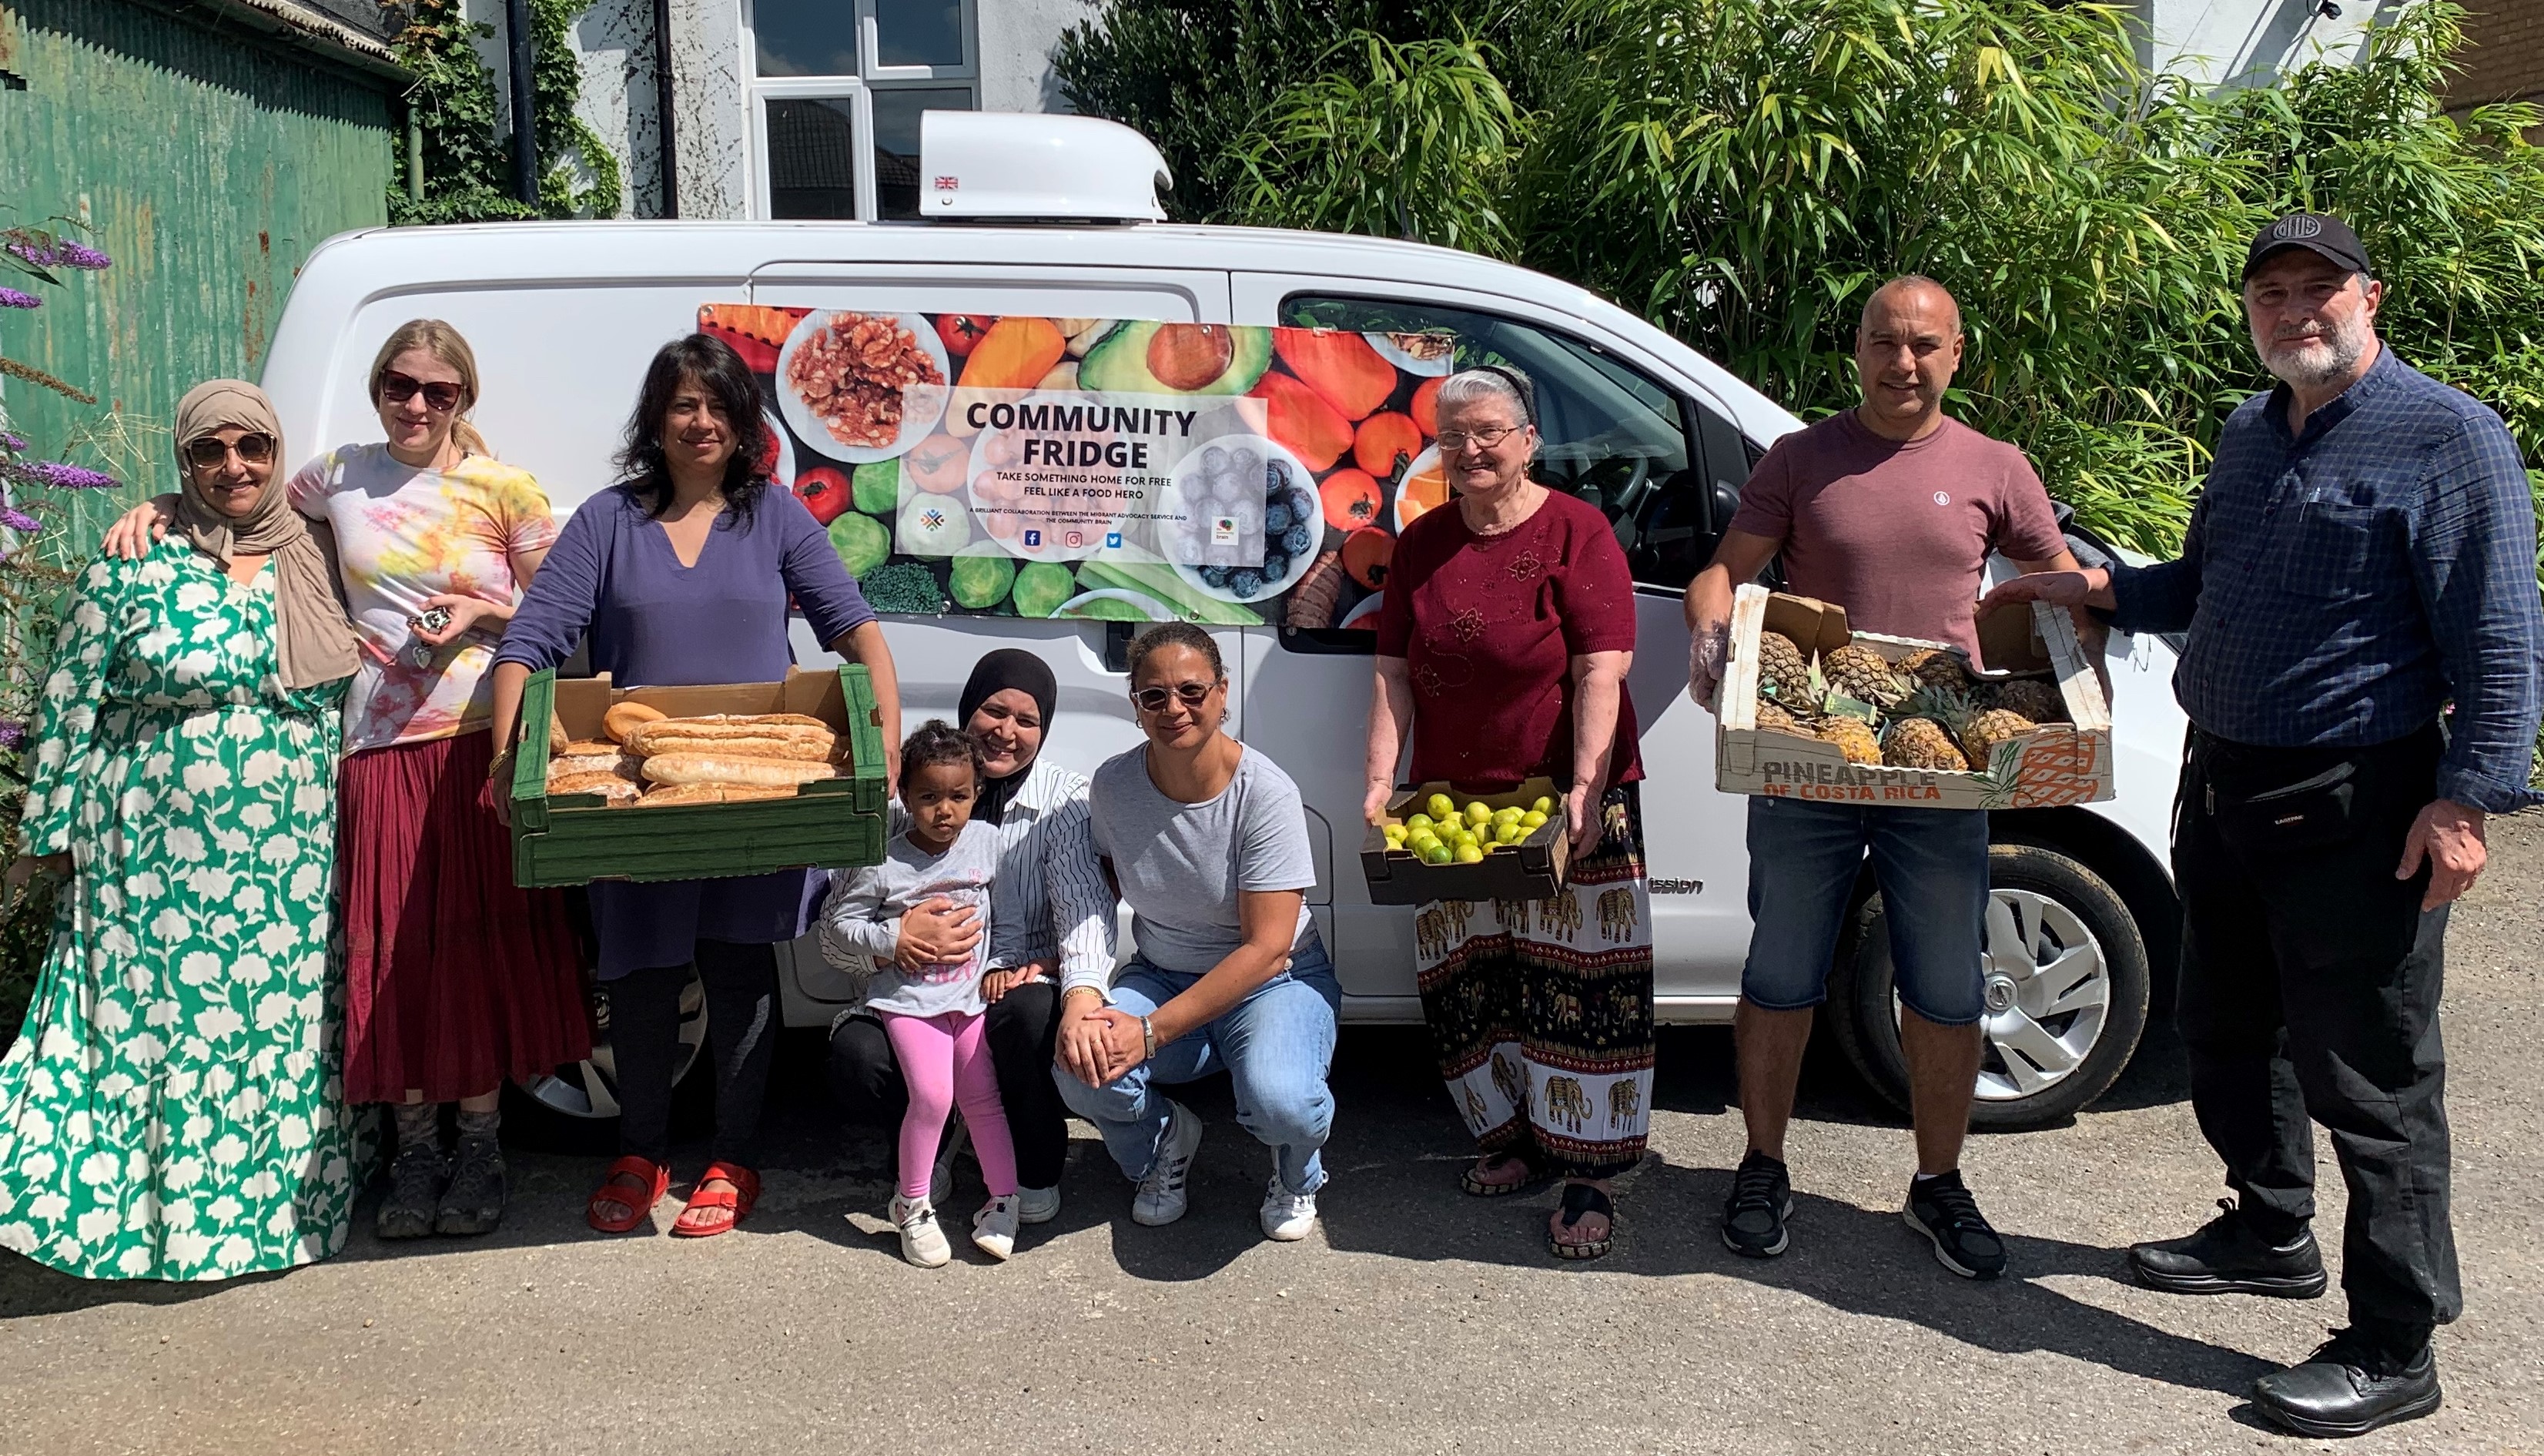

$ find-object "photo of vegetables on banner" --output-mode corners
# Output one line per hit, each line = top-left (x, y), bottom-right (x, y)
(698, 305), (1459, 629)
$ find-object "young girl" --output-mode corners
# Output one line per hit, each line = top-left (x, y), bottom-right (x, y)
(822, 722), (1022, 1266)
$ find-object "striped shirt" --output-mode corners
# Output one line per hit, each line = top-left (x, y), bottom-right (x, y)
(2108, 347), (2544, 812)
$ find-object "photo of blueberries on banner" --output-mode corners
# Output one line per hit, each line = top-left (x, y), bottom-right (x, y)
(699, 304), (1461, 631)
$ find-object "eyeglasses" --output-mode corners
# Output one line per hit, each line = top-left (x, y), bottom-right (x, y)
(1130, 681), (1217, 713)
(378, 370), (464, 413)
(1434, 424), (1524, 453)
(184, 433), (276, 467)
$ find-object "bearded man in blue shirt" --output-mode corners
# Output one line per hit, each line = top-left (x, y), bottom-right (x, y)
(1984, 213), (2542, 1440)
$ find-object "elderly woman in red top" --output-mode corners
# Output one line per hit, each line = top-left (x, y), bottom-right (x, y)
(1361, 365), (1649, 1262)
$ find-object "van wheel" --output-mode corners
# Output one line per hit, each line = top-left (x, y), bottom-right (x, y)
(1826, 843), (2150, 1132)
(501, 967), (711, 1153)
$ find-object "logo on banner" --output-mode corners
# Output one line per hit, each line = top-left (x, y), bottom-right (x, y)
(1106, 531), (1123, 549)
(1066, 531), (1085, 549)
(1211, 516), (1239, 546)
(1023, 529), (1042, 547)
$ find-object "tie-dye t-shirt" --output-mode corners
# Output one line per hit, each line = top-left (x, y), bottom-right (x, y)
(288, 443), (560, 753)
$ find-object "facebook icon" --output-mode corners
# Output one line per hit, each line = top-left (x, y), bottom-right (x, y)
(1023, 529), (1041, 547)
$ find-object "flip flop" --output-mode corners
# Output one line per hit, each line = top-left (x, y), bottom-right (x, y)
(1550, 1180), (1615, 1261)
(1459, 1152), (1544, 1198)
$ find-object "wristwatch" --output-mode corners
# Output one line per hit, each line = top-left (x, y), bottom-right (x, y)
(1140, 1016), (1157, 1060)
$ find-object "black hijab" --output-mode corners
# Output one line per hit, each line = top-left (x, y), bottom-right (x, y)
(961, 648), (1059, 825)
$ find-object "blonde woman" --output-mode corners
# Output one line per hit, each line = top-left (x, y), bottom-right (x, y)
(102, 321), (587, 1241)
(2, 380), (360, 1280)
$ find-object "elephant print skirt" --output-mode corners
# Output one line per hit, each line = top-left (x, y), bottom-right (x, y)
(1414, 783), (1653, 1180)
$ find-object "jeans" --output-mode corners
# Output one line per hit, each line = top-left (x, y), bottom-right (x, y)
(1054, 942), (1341, 1195)
(828, 979), (1069, 1189)
(611, 939), (779, 1166)
(2174, 725), (2458, 1343)
(1741, 796), (1990, 1026)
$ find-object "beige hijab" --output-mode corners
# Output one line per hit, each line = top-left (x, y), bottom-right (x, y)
(172, 380), (361, 690)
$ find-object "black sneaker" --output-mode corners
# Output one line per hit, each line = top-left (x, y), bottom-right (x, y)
(1902, 1170), (2005, 1280)
(2129, 1198), (2327, 1297)
(433, 1134), (507, 1237)
(2251, 1328), (2442, 1438)
(1719, 1151), (1792, 1258)
(375, 1143), (447, 1240)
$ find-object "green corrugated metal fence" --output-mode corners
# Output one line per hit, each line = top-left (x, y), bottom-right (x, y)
(0, 0), (397, 554)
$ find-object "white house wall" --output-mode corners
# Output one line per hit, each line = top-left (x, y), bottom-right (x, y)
(2138, 0), (2391, 91)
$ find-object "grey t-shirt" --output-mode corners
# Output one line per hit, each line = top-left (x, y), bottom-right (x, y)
(818, 818), (1002, 1018)
(1089, 744), (1319, 977)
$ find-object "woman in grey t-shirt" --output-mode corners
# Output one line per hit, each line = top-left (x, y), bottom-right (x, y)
(1054, 624), (1338, 1243)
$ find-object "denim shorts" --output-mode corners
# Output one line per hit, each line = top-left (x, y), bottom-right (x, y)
(1740, 796), (1989, 1026)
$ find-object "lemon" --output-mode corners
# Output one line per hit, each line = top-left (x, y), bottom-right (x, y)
(1464, 802), (1493, 827)
(1519, 809), (1548, 829)
(1454, 843), (1484, 863)
(1409, 813), (1438, 833)
(1420, 842), (1454, 865)
(1531, 795), (1554, 814)
(1495, 821), (1525, 845)
(1493, 806), (1523, 824)
(1425, 793), (1455, 820)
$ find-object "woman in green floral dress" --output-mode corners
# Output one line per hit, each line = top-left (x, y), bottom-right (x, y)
(0, 380), (364, 1280)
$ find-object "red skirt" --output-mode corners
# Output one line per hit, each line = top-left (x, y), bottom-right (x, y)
(338, 729), (591, 1103)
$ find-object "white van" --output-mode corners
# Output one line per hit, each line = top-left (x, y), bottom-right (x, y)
(258, 116), (2191, 1133)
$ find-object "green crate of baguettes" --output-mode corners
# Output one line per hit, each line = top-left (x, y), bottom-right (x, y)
(504, 664), (889, 888)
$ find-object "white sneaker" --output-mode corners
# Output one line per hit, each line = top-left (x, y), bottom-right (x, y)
(1131, 1101), (1203, 1227)
(889, 1193), (951, 1268)
(931, 1113), (967, 1206)
(972, 1194), (1020, 1260)
(1259, 1177), (1318, 1241)
(1016, 1185), (1061, 1225)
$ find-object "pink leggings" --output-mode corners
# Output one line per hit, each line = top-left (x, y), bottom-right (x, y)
(882, 1009), (1018, 1203)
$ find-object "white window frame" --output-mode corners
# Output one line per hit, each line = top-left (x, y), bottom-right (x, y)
(745, 0), (980, 220)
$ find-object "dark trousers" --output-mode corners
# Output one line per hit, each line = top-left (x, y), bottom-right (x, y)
(2174, 725), (2459, 1344)
(611, 939), (780, 1166)
(826, 979), (1069, 1189)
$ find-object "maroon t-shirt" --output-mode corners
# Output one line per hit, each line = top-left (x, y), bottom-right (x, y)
(1727, 410), (2067, 664)
(1376, 489), (1642, 792)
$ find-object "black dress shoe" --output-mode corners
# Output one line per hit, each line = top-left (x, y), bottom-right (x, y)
(2130, 1198), (2326, 1297)
(2251, 1329), (2442, 1438)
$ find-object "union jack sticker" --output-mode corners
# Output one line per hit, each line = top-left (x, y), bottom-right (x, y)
(933, 176), (959, 191)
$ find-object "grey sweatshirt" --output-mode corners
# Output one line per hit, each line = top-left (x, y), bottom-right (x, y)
(818, 819), (1003, 1018)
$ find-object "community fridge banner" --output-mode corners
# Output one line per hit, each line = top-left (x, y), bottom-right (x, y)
(699, 305), (1461, 629)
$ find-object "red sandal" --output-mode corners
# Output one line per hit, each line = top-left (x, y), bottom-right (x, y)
(587, 1155), (669, 1234)
(670, 1160), (760, 1239)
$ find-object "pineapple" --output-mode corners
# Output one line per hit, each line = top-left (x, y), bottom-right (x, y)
(1883, 716), (1968, 772)
(1897, 647), (1975, 695)
(1960, 708), (2039, 768)
(1753, 701), (1815, 738)
(1983, 677), (2064, 724)
(1754, 631), (1817, 713)
(1819, 643), (1908, 708)
(1814, 715), (1883, 766)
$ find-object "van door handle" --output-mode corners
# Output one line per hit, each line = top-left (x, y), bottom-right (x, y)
(1102, 621), (1135, 673)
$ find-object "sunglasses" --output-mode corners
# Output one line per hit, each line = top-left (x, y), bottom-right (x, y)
(184, 433), (276, 467)
(378, 370), (464, 413)
(1130, 681), (1217, 714)
(1435, 424), (1525, 453)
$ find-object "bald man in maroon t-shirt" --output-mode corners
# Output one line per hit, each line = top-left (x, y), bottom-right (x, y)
(1683, 276), (2089, 1280)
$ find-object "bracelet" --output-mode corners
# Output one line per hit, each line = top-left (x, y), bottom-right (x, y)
(1140, 1016), (1157, 1060)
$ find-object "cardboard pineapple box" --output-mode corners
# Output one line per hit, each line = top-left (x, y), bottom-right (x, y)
(504, 664), (889, 887)
(1715, 584), (2113, 810)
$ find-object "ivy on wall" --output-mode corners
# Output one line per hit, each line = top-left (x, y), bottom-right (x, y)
(387, 0), (624, 224)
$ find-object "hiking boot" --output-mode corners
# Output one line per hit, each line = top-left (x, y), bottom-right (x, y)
(375, 1143), (447, 1241)
(2251, 1328), (2442, 1438)
(1902, 1170), (2006, 1280)
(1720, 1151), (1793, 1259)
(2130, 1198), (2327, 1298)
(433, 1135), (507, 1237)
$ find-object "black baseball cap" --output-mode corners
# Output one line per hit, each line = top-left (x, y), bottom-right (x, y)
(2243, 212), (2373, 281)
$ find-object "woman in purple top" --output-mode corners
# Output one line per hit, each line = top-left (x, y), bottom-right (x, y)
(490, 334), (903, 1238)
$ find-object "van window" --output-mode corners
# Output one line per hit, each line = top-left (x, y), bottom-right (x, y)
(1273, 295), (1714, 646)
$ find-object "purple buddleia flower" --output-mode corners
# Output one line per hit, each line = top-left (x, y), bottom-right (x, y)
(0, 433), (24, 453)
(0, 288), (39, 310)
(0, 505), (41, 533)
(49, 240), (109, 270)
(9, 460), (118, 490)
(0, 720), (24, 749)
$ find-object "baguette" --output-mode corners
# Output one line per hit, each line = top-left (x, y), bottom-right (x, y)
(545, 770), (641, 804)
(627, 721), (837, 761)
(550, 750), (641, 777)
(635, 782), (800, 807)
(640, 752), (840, 788)
(560, 739), (621, 758)
(603, 701), (667, 744)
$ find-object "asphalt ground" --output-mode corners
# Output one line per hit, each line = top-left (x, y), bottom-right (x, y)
(2, 816), (2539, 1455)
